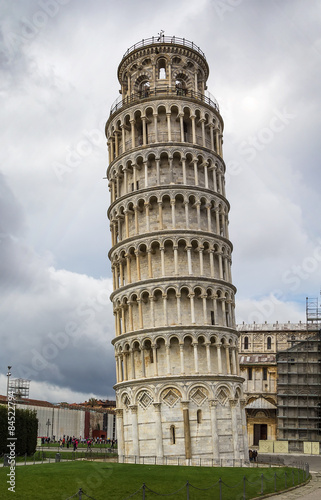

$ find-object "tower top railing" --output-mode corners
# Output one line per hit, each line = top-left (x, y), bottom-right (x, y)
(122, 36), (206, 61)
(109, 87), (219, 116)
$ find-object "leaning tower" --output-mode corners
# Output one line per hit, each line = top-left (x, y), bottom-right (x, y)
(105, 35), (248, 464)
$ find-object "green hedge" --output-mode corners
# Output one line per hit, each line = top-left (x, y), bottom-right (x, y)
(0, 405), (38, 456)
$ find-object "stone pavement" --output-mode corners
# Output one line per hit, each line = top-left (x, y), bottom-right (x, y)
(259, 454), (321, 499)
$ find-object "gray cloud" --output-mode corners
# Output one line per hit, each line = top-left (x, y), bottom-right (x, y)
(1, 0), (321, 401)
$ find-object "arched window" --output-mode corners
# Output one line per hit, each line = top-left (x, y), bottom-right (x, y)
(197, 409), (202, 424)
(170, 425), (176, 444)
(158, 59), (166, 79)
(244, 336), (249, 350)
(267, 337), (272, 350)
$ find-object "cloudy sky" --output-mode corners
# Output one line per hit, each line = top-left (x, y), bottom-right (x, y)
(1, 0), (321, 403)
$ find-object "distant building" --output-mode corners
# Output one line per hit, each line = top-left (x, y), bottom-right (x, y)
(238, 321), (321, 451)
(277, 332), (321, 451)
(0, 396), (116, 441)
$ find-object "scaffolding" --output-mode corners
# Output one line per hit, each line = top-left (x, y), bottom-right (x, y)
(276, 297), (321, 451)
(8, 378), (30, 400)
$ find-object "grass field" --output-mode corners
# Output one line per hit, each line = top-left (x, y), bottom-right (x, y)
(0, 461), (307, 500)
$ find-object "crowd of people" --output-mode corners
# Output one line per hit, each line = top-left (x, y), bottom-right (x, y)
(40, 435), (117, 450)
(249, 449), (258, 462)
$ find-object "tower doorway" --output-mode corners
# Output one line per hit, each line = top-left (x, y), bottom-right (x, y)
(253, 424), (267, 446)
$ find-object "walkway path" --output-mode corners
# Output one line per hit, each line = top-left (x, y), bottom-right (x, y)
(260, 454), (321, 499)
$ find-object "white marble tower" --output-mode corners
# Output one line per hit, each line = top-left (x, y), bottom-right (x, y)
(105, 35), (248, 463)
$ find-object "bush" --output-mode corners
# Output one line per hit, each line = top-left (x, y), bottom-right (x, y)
(0, 404), (38, 456)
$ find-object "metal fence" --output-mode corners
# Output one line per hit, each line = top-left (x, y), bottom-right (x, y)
(122, 463), (310, 500)
(109, 88), (220, 116)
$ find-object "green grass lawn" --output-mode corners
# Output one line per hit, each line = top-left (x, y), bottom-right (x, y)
(0, 461), (307, 500)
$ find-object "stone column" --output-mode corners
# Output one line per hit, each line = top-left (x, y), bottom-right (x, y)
(171, 199), (176, 228)
(142, 116), (147, 146)
(126, 254), (131, 284)
(147, 249), (153, 278)
(173, 244), (178, 275)
(206, 204), (211, 232)
(153, 113), (158, 142)
(199, 247), (204, 276)
(205, 342), (211, 373)
(166, 113), (172, 141)
(130, 119), (135, 148)
(184, 201), (189, 228)
(182, 401), (191, 459)
(158, 202), (163, 229)
(217, 343), (222, 374)
(189, 292), (195, 324)
(193, 342), (199, 373)
(150, 296), (155, 327)
(141, 348), (145, 377)
(144, 160), (148, 187)
(121, 125), (126, 154)
(201, 294), (207, 324)
(191, 115), (196, 144)
(145, 203), (150, 232)
(135, 250), (141, 280)
(179, 343), (185, 374)
(200, 118), (206, 147)
(209, 124), (214, 150)
(182, 158), (187, 186)
(166, 344), (171, 374)
(130, 349), (135, 379)
(240, 399), (249, 458)
(176, 292), (181, 324)
(162, 293), (168, 326)
(213, 166), (218, 191)
(225, 344), (231, 374)
(137, 298), (143, 329)
(179, 113), (184, 142)
(160, 246), (165, 276)
(186, 245), (192, 275)
(128, 301), (133, 331)
(116, 409), (125, 459)
(209, 399), (219, 458)
(152, 343), (158, 376)
(130, 405), (139, 457)
(229, 399), (240, 459)
(153, 403), (164, 458)
(193, 159), (199, 185)
(156, 159), (160, 184)
(124, 210), (129, 238)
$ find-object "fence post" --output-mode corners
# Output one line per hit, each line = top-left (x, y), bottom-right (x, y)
(78, 488), (82, 499)
(261, 473), (264, 495)
(219, 478), (222, 500)
(142, 483), (145, 500)
(186, 480), (190, 500)
(274, 472), (277, 492)
(284, 471), (287, 489)
(243, 476), (246, 500)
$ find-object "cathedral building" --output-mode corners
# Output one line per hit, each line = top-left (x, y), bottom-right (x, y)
(105, 35), (248, 463)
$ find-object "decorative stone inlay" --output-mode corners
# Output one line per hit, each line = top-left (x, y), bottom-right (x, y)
(123, 394), (131, 408)
(190, 387), (207, 406)
(162, 388), (181, 408)
(217, 389), (228, 406)
(138, 391), (153, 409)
